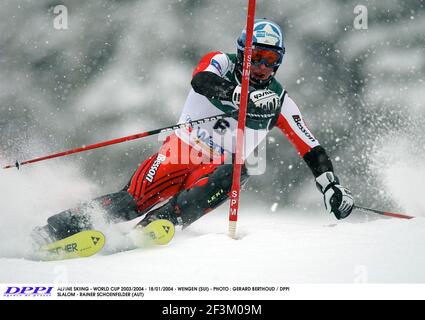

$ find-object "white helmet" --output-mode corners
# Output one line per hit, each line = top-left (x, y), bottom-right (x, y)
(236, 18), (285, 86)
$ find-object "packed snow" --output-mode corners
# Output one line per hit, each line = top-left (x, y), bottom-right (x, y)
(0, 151), (424, 284)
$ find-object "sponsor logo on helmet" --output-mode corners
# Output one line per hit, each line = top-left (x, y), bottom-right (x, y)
(146, 154), (167, 182)
(254, 24), (281, 47)
(292, 115), (316, 142)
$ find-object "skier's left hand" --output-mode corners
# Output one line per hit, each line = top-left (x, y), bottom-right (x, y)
(315, 172), (354, 220)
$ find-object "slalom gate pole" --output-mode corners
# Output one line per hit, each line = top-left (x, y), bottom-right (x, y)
(228, 0), (256, 239)
(354, 205), (414, 220)
(3, 112), (235, 170)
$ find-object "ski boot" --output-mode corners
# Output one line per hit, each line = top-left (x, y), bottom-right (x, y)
(31, 225), (57, 248)
(31, 191), (138, 247)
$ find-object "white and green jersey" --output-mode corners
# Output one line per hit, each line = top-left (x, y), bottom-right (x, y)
(176, 51), (320, 161)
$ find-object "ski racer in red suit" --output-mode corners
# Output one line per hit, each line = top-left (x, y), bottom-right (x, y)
(32, 19), (354, 245)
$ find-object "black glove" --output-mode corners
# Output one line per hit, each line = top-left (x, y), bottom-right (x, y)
(232, 86), (280, 120)
(315, 172), (354, 220)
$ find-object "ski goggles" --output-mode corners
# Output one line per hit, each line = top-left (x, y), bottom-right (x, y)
(251, 46), (284, 68)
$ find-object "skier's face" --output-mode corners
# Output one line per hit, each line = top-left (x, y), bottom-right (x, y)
(251, 63), (274, 82)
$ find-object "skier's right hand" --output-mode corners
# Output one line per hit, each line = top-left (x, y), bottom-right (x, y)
(231, 85), (254, 106)
(315, 172), (354, 220)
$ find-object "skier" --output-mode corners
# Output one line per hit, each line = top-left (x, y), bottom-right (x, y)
(32, 18), (354, 245)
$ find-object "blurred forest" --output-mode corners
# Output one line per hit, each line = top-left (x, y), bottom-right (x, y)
(1, 0), (424, 211)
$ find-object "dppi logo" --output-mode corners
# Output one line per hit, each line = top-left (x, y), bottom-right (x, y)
(4, 286), (54, 297)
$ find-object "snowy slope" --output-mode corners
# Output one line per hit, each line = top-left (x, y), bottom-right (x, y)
(1, 137), (425, 285)
(1, 206), (424, 284)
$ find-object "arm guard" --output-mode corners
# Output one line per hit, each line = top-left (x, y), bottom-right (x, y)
(191, 71), (236, 101)
(303, 145), (334, 177)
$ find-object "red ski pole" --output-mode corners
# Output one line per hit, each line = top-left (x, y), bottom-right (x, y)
(228, 0), (256, 239)
(354, 205), (414, 220)
(3, 112), (234, 170)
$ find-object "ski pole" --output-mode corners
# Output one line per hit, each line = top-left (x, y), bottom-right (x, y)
(3, 112), (236, 170)
(354, 205), (414, 220)
(228, 0), (256, 239)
